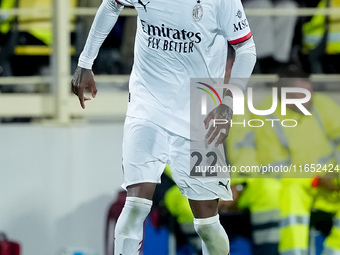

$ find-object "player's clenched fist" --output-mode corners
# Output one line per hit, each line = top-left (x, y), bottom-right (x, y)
(71, 66), (97, 109)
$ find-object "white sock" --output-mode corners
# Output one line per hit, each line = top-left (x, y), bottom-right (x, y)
(114, 197), (152, 255)
(194, 215), (230, 255)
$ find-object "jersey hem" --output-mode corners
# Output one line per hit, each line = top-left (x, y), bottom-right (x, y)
(125, 111), (190, 139)
(183, 192), (233, 201)
(121, 180), (162, 190)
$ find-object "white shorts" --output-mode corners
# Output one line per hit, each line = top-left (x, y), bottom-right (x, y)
(122, 116), (232, 201)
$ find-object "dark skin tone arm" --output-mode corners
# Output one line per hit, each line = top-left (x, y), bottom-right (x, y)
(204, 90), (233, 147)
(71, 66), (98, 109)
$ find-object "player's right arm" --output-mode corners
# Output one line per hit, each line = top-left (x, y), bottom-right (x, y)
(71, 0), (128, 109)
(205, 0), (256, 146)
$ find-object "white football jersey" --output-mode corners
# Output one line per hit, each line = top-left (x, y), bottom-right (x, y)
(117, 0), (252, 138)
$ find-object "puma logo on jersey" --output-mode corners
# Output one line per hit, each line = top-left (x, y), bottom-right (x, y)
(218, 181), (229, 190)
(138, 0), (150, 12)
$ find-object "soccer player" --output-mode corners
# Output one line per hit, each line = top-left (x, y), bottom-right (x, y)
(71, 0), (256, 254)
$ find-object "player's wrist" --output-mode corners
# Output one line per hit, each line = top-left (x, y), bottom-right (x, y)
(78, 62), (93, 70)
(222, 95), (233, 112)
(78, 54), (94, 70)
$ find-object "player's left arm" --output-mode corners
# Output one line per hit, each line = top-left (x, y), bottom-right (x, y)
(71, 0), (127, 109)
(205, 0), (256, 146)
(223, 0), (257, 91)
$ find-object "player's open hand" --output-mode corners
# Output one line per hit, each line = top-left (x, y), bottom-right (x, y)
(204, 104), (233, 147)
(71, 66), (97, 109)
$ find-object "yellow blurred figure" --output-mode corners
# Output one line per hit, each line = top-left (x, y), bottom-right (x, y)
(0, 0), (77, 53)
(302, 0), (340, 73)
(223, 67), (340, 255)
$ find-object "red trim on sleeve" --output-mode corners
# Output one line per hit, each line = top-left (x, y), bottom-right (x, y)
(115, 0), (135, 8)
(229, 32), (252, 45)
(311, 176), (320, 188)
